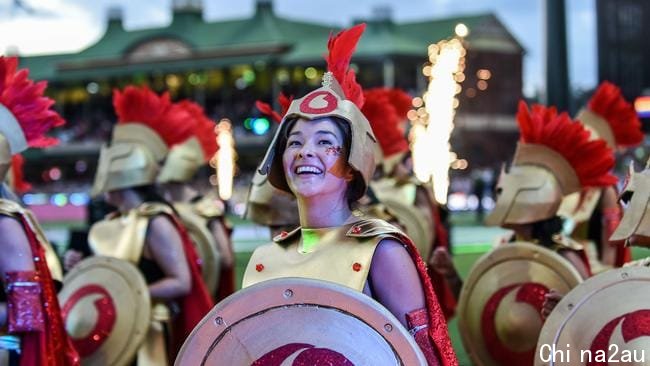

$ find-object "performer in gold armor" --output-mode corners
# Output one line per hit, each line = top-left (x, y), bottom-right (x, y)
(0, 56), (79, 365)
(558, 82), (643, 272)
(451, 102), (617, 366)
(87, 86), (213, 364)
(242, 24), (457, 366)
(485, 101), (618, 278)
(157, 100), (235, 301)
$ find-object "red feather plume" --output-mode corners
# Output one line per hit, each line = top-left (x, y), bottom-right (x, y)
(587, 81), (643, 147)
(255, 92), (294, 124)
(325, 23), (366, 108)
(113, 86), (193, 147)
(362, 88), (410, 157)
(388, 88), (414, 119)
(517, 100), (617, 187)
(10, 154), (31, 193)
(255, 101), (282, 124)
(0, 56), (64, 148)
(177, 100), (218, 161)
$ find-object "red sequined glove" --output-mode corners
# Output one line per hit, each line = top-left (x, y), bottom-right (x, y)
(406, 308), (441, 366)
(5, 271), (44, 333)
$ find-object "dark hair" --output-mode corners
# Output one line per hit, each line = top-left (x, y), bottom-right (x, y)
(531, 216), (564, 248)
(131, 185), (180, 216)
(274, 116), (364, 207)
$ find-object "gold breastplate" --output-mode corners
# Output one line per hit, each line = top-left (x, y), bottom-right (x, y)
(243, 218), (405, 292)
(0, 199), (63, 281)
(88, 202), (172, 264)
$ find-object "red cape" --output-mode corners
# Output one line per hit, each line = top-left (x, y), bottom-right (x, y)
(393, 231), (458, 366)
(166, 214), (215, 352)
(17, 214), (80, 366)
(428, 200), (457, 320)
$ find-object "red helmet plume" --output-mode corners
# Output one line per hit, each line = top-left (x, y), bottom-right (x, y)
(113, 85), (193, 147)
(10, 154), (31, 193)
(362, 88), (411, 157)
(177, 100), (218, 161)
(586, 81), (643, 147)
(517, 101), (617, 188)
(0, 56), (64, 148)
(325, 23), (366, 108)
(255, 92), (294, 124)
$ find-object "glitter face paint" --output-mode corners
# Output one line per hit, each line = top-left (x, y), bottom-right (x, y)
(325, 146), (352, 180)
(325, 146), (343, 156)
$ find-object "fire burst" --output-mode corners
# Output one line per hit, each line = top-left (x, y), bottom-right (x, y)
(211, 119), (236, 200)
(410, 27), (466, 204)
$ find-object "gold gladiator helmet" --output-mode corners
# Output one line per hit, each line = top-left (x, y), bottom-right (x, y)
(610, 160), (650, 244)
(485, 101), (617, 226)
(257, 24), (377, 203)
(558, 81), (643, 224)
(0, 56), (64, 182)
(576, 81), (643, 150)
(91, 86), (194, 196)
(157, 100), (218, 184)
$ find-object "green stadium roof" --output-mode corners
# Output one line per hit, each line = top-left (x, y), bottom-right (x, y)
(19, 3), (523, 81)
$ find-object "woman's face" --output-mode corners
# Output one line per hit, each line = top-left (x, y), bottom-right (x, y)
(282, 118), (352, 200)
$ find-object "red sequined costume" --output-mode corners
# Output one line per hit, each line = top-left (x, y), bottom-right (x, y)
(0, 56), (80, 365)
(6, 208), (80, 366)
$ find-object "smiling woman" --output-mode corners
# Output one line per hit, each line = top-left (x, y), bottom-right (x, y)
(281, 117), (356, 210)
(241, 24), (457, 366)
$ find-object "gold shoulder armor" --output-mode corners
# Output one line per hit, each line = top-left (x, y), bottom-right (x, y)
(193, 195), (225, 218)
(0, 198), (23, 217)
(137, 202), (174, 217)
(345, 218), (406, 238)
(272, 226), (302, 243)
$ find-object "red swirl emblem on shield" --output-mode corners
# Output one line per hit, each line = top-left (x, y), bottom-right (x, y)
(481, 282), (549, 365)
(299, 91), (338, 114)
(587, 309), (650, 366)
(62, 285), (117, 357)
(252, 343), (354, 365)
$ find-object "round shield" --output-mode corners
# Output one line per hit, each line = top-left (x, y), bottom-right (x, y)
(458, 242), (583, 366)
(535, 265), (650, 366)
(175, 278), (427, 366)
(58, 256), (151, 366)
(174, 203), (221, 296)
(382, 198), (434, 260)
